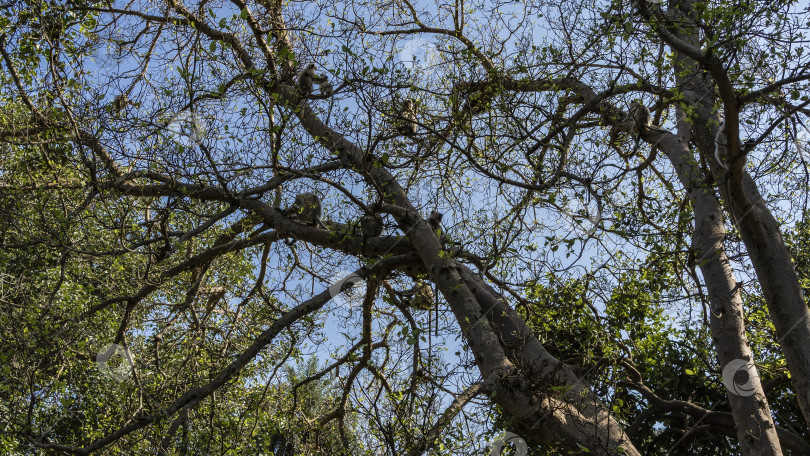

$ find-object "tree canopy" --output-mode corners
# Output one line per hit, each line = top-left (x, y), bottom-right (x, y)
(2, 0), (810, 454)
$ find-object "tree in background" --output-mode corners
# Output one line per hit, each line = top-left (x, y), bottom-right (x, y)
(1, 0), (810, 454)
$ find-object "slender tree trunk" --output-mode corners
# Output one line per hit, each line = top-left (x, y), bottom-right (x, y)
(653, 9), (782, 449)
(650, 0), (810, 428)
(657, 116), (782, 454)
(731, 178), (810, 427)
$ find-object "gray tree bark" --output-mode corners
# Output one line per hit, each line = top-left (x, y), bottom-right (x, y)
(637, 0), (810, 428)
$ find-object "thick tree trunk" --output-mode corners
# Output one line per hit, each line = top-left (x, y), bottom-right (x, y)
(290, 93), (642, 454)
(458, 266), (640, 454)
(388, 174), (641, 455)
(602, 1), (783, 451)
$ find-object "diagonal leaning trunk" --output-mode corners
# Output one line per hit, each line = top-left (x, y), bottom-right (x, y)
(287, 91), (642, 454)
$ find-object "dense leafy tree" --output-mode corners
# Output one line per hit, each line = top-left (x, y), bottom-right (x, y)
(1, 0), (810, 454)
